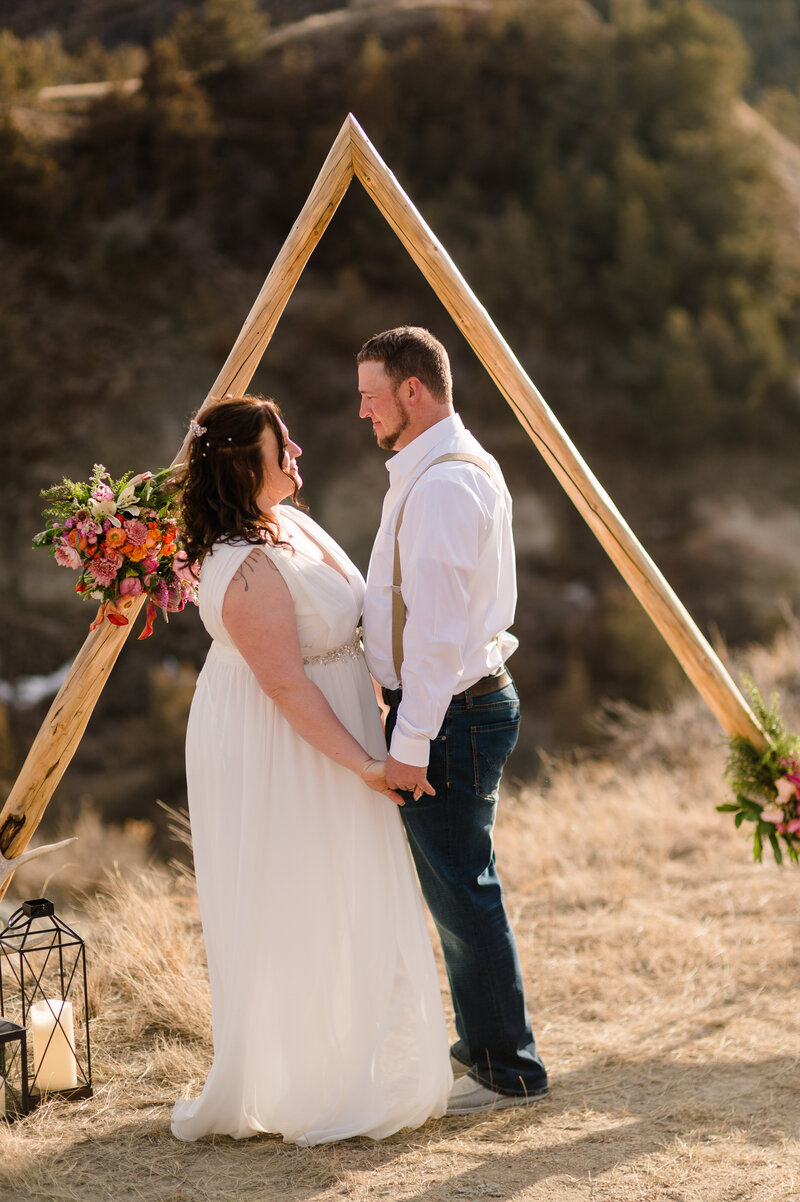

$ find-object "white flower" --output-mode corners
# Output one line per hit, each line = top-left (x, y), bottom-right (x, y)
(90, 496), (117, 519)
(118, 472), (153, 511)
(117, 484), (137, 508)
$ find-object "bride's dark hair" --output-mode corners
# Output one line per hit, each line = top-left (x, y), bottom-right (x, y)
(177, 395), (304, 566)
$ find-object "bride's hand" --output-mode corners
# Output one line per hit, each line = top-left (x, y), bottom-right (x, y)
(359, 758), (404, 806)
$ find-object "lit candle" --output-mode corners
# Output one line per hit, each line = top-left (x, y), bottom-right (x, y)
(31, 1000), (78, 1091)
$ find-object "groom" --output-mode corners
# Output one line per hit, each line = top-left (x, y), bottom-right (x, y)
(358, 326), (548, 1114)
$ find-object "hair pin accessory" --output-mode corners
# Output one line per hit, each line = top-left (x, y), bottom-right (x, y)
(189, 418), (208, 438)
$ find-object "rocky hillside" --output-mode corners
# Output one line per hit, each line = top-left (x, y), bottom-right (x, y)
(3, 0), (800, 835)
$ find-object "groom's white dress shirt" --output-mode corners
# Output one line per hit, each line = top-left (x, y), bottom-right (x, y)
(363, 414), (518, 768)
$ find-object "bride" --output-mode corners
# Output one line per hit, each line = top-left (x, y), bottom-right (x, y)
(170, 394), (451, 1145)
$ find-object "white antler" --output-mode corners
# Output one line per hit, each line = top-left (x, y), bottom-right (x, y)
(0, 838), (77, 889)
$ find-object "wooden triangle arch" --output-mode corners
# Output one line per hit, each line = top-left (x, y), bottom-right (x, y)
(0, 114), (766, 897)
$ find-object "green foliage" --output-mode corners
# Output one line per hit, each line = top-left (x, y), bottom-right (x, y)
(3, 0), (800, 778)
(70, 35), (218, 222)
(39, 464), (136, 525)
(704, 0), (800, 92)
(0, 116), (62, 241)
(171, 0), (269, 69)
(309, 0), (792, 438)
(725, 677), (799, 798)
(4, 0), (792, 444)
(720, 677), (800, 864)
(0, 29), (69, 98)
(758, 84), (800, 144)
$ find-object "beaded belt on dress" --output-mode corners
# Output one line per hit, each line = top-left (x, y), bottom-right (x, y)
(302, 627), (363, 666)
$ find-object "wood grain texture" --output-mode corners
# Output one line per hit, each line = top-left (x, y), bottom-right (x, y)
(0, 603), (144, 898)
(0, 120), (356, 896)
(172, 117), (355, 468)
(350, 115), (765, 749)
(0, 112), (767, 902)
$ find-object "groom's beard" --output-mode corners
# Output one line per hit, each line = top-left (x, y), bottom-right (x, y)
(376, 396), (410, 450)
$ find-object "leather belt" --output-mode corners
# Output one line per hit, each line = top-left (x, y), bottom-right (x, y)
(381, 668), (512, 710)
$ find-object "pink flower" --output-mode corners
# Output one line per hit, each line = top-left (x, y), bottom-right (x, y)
(119, 576), (144, 597)
(761, 806), (784, 826)
(54, 543), (82, 570)
(775, 777), (797, 807)
(92, 483), (114, 502)
(779, 758), (800, 788)
(124, 519), (148, 546)
(76, 517), (101, 540)
(88, 554), (123, 586)
(164, 581), (189, 612)
(143, 555), (159, 573)
(786, 818), (800, 836)
(172, 551), (197, 583)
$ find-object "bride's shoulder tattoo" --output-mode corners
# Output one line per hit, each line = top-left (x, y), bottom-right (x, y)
(232, 549), (278, 591)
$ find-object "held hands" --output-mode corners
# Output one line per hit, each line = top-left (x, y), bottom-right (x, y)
(359, 758), (405, 807)
(384, 754), (436, 801)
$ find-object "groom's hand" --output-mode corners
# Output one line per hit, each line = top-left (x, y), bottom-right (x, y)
(385, 755), (436, 799)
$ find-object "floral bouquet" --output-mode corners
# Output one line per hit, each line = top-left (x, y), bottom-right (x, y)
(719, 677), (800, 865)
(33, 463), (197, 639)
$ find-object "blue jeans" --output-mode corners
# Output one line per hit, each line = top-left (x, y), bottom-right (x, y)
(386, 680), (547, 1096)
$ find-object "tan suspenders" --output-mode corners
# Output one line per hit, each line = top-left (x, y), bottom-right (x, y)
(391, 452), (504, 681)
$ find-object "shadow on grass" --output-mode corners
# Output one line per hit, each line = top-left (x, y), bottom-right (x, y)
(2, 1052), (798, 1201)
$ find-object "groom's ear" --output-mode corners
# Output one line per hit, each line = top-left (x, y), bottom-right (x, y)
(404, 376), (423, 406)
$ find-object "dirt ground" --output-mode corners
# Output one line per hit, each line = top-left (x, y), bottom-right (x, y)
(1, 634), (799, 1201)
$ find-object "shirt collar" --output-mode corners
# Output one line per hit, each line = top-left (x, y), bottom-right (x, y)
(386, 414), (465, 486)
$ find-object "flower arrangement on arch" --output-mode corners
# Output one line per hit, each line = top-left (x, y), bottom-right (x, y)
(720, 678), (800, 865)
(33, 464), (197, 639)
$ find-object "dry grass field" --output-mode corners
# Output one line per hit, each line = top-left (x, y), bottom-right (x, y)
(1, 631), (800, 1201)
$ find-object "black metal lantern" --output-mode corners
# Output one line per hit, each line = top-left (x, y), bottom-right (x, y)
(0, 1018), (29, 1118)
(0, 898), (92, 1107)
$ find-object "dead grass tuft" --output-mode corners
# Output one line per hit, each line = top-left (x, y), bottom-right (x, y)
(2, 631), (800, 1199)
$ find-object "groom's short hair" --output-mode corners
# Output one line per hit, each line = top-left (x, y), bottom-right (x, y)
(357, 326), (452, 404)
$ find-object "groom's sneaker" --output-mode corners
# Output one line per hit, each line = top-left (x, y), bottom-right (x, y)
(446, 1074), (548, 1116)
(450, 1053), (470, 1079)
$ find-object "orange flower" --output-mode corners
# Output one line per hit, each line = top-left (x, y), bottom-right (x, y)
(105, 528), (127, 551)
(127, 546), (147, 562)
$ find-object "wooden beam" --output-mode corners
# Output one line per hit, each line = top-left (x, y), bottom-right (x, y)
(0, 611), (144, 898)
(348, 115), (766, 749)
(0, 118), (356, 899)
(0, 110), (768, 905)
(172, 117), (354, 468)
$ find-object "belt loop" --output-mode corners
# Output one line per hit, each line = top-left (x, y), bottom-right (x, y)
(463, 687), (473, 710)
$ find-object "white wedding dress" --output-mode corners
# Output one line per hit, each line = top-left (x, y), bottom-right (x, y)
(171, 506), (451, 1145)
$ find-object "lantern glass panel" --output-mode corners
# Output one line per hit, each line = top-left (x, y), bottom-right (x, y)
(0, 1018), (29, 1118)
(0, 899), (92, 1104)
